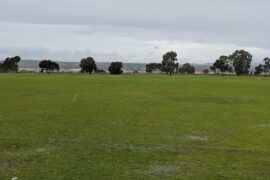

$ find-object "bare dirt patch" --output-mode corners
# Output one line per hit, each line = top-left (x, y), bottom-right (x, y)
(0, 161), (12, 173)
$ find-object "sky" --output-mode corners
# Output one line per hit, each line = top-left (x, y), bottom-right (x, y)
(0, 0), (269, 63)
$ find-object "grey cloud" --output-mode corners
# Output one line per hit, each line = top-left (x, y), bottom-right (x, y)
(0, 46), (123, 62)
(0, 0), (269, 63)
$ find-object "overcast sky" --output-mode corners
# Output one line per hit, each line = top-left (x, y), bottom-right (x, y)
(0, 0), (269, 63)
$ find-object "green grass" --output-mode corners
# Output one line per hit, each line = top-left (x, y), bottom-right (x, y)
(0, 74), (270, 179)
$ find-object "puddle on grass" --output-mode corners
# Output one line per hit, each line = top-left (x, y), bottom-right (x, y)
(141, 165), (180, 177)
(183, 135), (208, 141)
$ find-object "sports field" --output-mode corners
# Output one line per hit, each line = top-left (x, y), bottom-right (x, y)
(0, 74), (270, 179)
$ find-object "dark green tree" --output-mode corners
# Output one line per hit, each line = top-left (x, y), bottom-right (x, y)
(39, 60), (49, 72)
(263, 57), (270, 74)
(39, 60), (59, 73)
(229, 50), (252, 76)
(51, 61), (60, 71)
(161, 51), (179, 75)
(179, 63), (195, 74)
(203, 69), (209, 74)
(210, 55), (233, 74)
(210, 66), (216, 73)
(108, 62), (123, 75)
(80, 57), (97, 74)
(0, 56), (21, 72)
(146, 63), (162, 73)
(254, 64), (264, 75)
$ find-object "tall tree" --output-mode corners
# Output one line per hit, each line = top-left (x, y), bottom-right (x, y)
(80, 57), (97, 74)
(108, 62), (123, 75)
(161, 51), (179, 75)
(229, 50), (252, 76)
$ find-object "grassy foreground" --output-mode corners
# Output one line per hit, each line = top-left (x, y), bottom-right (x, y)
(0, 74), (270, 179)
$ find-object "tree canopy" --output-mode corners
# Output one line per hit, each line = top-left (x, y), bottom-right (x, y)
(146, 63), (162, 73)
(203, 69), (209, 74)
(0, 56), (21, 73)
(108, 62), (123, 75)
(211, 50), (253, 76)
(255, 64), (264, 75)
(254, 57), (270, 75)
(210, 55), (233, 74)
(80, 57), (97, 74)
(229, 50), (252, 76)
(263, 57), (270, 74)
(179, 63), (195, 74)
(39, 60), (60, 73)
(161, 51), (179, 75)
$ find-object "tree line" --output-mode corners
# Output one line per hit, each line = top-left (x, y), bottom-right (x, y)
(146, 51), (195, 75)
(0, 49), (269, 76)
(38, 57), (123, 75)
(210, 50), (253, 76)
(0, 55), (123, 74)
(146, 50), (270, 76)
(209, 50), (270, 76)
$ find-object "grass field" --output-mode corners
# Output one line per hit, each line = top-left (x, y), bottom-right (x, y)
(0, 74), (270, 179)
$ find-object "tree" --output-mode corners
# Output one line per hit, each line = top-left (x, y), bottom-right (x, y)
(80, 57), (97, 74)
(254, 64), (264, 75)
(179, 63), (195, 74)
(253, 57), (270, 76)
(39, 60), (59, 73)
(161, 51), (179, 75)
(108, 62), (123, 75)
(39, 60), (49, 72)
(263, 57), (270, 75)
(210, 66), (216, 73)
(210, 55), (233, 74)
(203, 69), (209, 74)
(0, 56), (21, 72)
(229, 50), (252, 76)
(146, 63), (162, 73)
(51, 61), (60, 71)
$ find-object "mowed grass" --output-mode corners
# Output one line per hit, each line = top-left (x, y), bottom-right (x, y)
(0, 74), (270, 179)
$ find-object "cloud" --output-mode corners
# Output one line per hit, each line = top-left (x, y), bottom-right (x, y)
(0, 0), (269, 63)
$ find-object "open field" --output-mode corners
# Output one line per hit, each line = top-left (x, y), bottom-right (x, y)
(0, 74), (270, 179)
